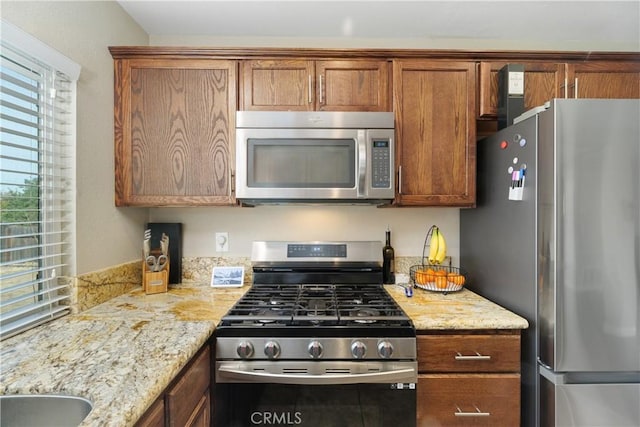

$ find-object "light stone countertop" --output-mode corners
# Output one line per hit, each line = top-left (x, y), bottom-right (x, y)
(0, 284), (526, 426)
(385, 285), (529, 330)
(0, 285), (248, 427)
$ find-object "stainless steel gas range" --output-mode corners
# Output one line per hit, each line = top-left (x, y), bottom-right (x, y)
(214, 241), (417, 427)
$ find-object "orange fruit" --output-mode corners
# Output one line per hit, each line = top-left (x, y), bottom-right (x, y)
(447, 273), (466, 286)
(425, 268), (436, 283)
(435, 276), (448, 289)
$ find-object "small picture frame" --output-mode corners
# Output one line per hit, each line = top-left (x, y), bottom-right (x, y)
(211, 266), (245, 287)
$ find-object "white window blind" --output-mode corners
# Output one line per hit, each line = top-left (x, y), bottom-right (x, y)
(1, 21), (80, 340)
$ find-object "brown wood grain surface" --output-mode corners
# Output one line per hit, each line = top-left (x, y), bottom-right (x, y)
(394, 60), (476, 206)
(115, 59), (236, 206)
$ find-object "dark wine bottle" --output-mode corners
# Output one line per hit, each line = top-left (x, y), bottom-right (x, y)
(382, 229), (395, 284)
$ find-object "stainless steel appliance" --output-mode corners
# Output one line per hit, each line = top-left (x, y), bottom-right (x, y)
(235, 111), (395, 205)
(214, 241), (417, 427)
(461, 99), (640, 426)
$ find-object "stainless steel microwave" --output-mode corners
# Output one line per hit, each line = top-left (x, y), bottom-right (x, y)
(235, 111), (395, 205)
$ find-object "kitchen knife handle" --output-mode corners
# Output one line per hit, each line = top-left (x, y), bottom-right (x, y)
(454, 352), (491, 361)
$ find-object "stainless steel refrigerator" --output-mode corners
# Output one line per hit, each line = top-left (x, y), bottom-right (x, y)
(461, 99), (640, 427)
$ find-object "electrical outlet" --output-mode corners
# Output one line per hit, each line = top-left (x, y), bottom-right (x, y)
(215, 232), (229, 252)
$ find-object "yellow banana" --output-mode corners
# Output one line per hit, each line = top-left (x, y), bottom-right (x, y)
(435, 228), (447, 264)
(428, 225), (439, 264)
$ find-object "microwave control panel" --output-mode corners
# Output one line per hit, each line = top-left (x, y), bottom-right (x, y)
(371, 139), (391, 188)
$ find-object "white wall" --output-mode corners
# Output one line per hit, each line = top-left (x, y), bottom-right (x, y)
(1, 1), (149, 275)
(149, 205), (460, 259)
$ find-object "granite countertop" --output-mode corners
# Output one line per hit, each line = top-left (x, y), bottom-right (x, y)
(0, 284), (527, 427)
(0, 285), (248, 427)
(385, 285), (529, 330)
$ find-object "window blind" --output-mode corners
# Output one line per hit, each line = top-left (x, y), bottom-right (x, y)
(1, 22), (79, 340)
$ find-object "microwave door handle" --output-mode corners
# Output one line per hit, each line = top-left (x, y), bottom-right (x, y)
(357, 130), (367, 198)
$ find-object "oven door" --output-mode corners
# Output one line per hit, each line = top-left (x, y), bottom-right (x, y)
(215, 360), (416, 426)
(215, 383), (416, 427)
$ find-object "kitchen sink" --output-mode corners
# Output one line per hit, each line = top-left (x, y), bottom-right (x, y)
(0, 394), (93, 427)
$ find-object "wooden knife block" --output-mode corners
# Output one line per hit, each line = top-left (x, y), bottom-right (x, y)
(143, 254), (169, 295)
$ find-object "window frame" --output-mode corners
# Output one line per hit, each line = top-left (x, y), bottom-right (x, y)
(1, 20), (80, 339)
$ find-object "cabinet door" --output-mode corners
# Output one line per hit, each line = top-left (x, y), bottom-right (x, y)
(166, 345), (211, 427)
(567, 61), (640, 99)
(184, 390), (210, 427)
(477, 61), (565, 118)
(134, 397), (165, 427)
(316, 60), (390, 111)
(241, 59), (315, 110)
(417, 374), (520, 426)
(394, 60), (476, 206)
(114, 59), (237, 206)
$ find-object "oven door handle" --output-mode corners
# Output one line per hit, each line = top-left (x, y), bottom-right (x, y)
(217, 365), (416, 385)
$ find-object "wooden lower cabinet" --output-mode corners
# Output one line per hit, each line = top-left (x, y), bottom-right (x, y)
(135, 397), (165, 427)
(135, 344), (211, 427)
(417, 374), (520, 426)
(417, 332), (521, 426)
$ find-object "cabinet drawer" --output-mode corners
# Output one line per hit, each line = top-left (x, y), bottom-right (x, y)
(167, 346), (211, 427)
(417, 334), (520, 373)
(417, 374), (520, 426)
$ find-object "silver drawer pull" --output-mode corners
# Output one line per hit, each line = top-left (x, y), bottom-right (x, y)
(455, 405), (490, 417)
(455, 352), (491, 361)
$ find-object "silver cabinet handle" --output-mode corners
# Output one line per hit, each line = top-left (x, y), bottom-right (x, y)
(398, 165), (402, 194)
(455, 352), (491, 361)
(308, 74), (312, 104)
(574, 77), (579, 99)
(319, 74), (324, 104)
(562, 77), (568, 98)
(455, 405), (490, 417)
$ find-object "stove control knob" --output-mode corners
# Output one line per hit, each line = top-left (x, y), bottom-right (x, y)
(264, 341), (281, 359)
(377, 341), (394, 359)
(351, 341), (367, 359)
(237, 341), (254, 359)
(308, 340), (324, 359)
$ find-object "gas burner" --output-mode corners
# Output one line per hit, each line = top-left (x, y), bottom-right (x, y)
(353, 307), (380, 324)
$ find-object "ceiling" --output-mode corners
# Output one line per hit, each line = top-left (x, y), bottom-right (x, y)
(116, 1), (640, 48)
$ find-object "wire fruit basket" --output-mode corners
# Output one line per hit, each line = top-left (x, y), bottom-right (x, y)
(410, 264), (466, 293)
(410, 225), (467, 293)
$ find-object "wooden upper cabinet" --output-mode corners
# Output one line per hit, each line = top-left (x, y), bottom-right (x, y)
(477, 61), (565, 118)
(241, 59), (314, 111)
(478, 60), (640, 119)
(567, 61), (640, 99)
(241, 59), (391, 111)
(114, 58), (237, 206)
(393, 60), (476, 206)
(316, 60), (390, 111)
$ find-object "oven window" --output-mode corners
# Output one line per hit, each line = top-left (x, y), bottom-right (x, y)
(247, 139), (356, 188)
(215, 383), (416, 427)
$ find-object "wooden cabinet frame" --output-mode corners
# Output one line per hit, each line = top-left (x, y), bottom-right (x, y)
(110, 47), (638, 207)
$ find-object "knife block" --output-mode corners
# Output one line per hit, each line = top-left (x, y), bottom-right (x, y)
(143, 253), (169, 295)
